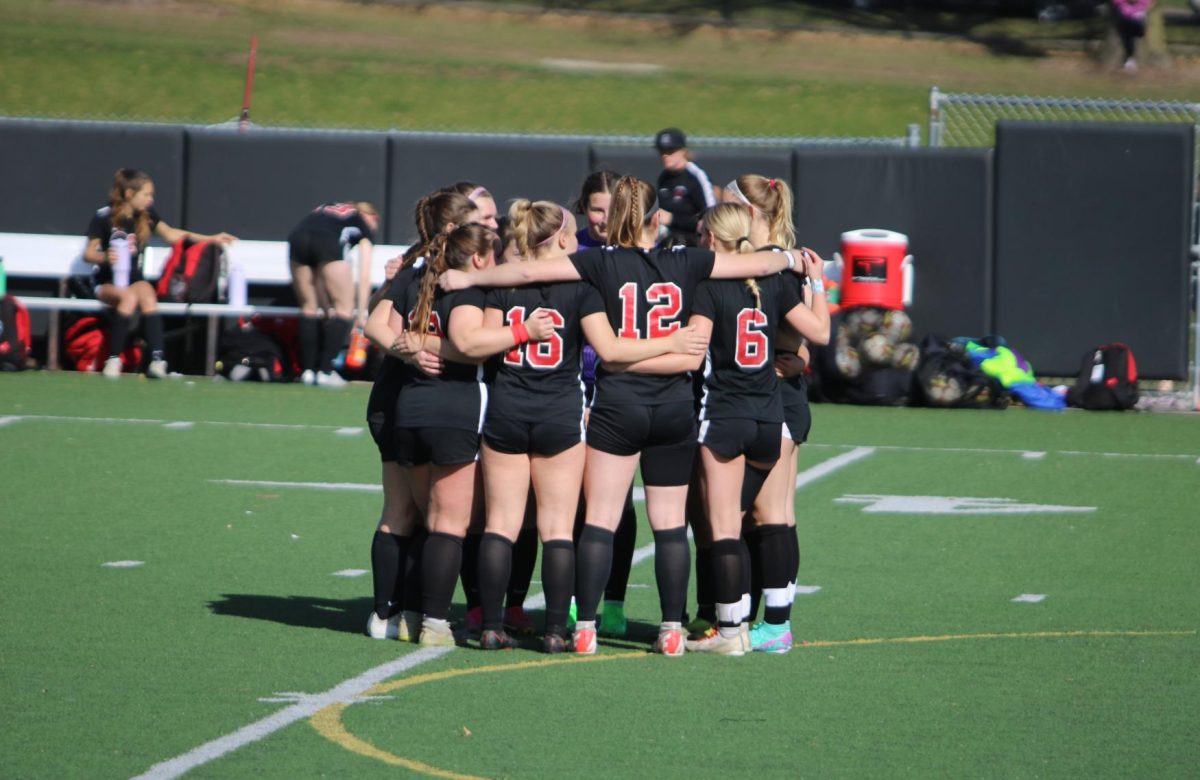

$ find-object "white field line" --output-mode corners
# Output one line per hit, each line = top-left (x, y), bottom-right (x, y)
(7, 414), (1198, 462)
(149, 448), (869, 777)
(795, 446), (876, 489)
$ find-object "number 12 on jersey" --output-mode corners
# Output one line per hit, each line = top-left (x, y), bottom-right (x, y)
(504, 306), (565, 369)
(617, 282), (683, 339)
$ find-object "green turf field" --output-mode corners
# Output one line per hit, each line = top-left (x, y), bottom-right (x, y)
(1, 372), (1197, 778)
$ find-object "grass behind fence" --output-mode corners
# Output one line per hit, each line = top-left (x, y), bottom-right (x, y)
(1, 0), (1196, 137)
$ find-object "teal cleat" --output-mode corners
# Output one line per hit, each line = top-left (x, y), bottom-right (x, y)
(749, 621), (793, 654)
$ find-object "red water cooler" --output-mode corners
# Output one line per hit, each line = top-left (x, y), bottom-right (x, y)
(834, 229), (912, 311)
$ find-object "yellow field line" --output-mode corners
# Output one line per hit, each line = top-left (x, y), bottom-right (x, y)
(310, 630), (1195, 778)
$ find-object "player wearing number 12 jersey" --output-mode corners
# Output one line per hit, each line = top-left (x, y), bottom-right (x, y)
(476, 199), (706, 652)
(437, 176), (809, 656)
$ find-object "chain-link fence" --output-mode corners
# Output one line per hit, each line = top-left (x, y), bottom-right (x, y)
(927, 87), (1200, 150)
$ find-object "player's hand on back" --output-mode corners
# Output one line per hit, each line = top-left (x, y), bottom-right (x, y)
(438, 269), (471, 291)
(524, 309), (556, 342)
(670, 324), (708, 356)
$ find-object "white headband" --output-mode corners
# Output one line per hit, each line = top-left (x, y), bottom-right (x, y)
(725, 179), (752, 207)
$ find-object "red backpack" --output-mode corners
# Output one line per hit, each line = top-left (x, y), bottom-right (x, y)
(156, 238), (223, 303)
(0, 294), (32, 370)
(63, 315), (142, 373)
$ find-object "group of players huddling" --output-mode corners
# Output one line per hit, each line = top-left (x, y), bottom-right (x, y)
(358, 168), (829, 657)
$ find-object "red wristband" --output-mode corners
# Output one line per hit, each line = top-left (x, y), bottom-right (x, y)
(511, 321), (530, 345)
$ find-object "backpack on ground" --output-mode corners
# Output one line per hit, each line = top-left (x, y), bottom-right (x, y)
(218, 321), (286, 382)
(0, 294), (32, 370)
(63, 314), (142, 373)
(156, 238), (223, 303)
(1067, 343), (1139, 410)
(914, 335), (1009, 409)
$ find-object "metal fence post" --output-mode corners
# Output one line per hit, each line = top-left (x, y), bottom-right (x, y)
(928, 86), (942, 148)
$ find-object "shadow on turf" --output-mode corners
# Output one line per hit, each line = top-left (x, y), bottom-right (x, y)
(208, 593), (375, 634)
(207, 594), (664, 650)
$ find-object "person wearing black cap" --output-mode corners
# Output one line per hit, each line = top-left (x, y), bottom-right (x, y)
(654, 127), (716, 247)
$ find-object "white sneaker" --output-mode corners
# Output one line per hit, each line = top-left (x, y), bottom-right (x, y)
(147, 359), (168, 379)
(102, 356), (122, 379)
(366, 611), (401, 640)
(316, 370), (348, 388)
(300, 369), (316, 386)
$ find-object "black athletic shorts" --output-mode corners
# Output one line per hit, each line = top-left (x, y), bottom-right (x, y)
(483, 416), (583, 457)
(394, 426), (479, 467)
(698, 418), (782, 464)
(367, 388), (400, 463)
(780, 377), (811, 444)
(587, 401), (697, 487)
(288, 230), (343, 268)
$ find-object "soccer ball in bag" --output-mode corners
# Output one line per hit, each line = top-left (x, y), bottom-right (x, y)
(881, 309), (912, 343)
(860, 333), (894, 367)
(926, 374), (963, 404)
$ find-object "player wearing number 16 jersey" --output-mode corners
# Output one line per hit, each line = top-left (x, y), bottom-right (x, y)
(476, 199), (706, 652)
(437, 176), (809, 656)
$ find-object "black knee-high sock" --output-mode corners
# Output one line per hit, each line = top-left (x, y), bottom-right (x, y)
(742, 534), (758, 622)
(653, 526), (690, 624)
(370, 531), (408, 620)
(421, 532), (462, 621)
(604, 491), (637, 603)
(741, 463), (773, 513)
(320, 316), (353, 373)
(143, 313), (164, 360)
(461, 532), (483, 611)
(694, 545), (716, 623)
(756, 524), (793, 624)
(787, 525), (801, 584)
(711, 538), (744, 632)
(299, 316), (321, 372)
(108, 313), (133, 359)
(541, 539), (574, 636)
(477, 533), (513, 632)
(507, 527), (538, 609)
(575, 525), (614, 623)
(402, 527), (427, 613)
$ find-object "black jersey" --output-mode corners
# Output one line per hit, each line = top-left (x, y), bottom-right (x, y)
(374, 261), (425, 390)
(394, 268), (488, 431)
(692, 273), (803, 423)
(569, 245), (715, 407)
(289, 203), (375, 248)
(86, 205), (162, 286)
(656, 163), (716, 244)
(485, 281), (604, 425)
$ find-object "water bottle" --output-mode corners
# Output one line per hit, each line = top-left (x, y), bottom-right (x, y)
(227, 259), (248, 308)
(112, 232), (131, 288)
(346, 328), (368, 371)
(0, 257), (7, 296)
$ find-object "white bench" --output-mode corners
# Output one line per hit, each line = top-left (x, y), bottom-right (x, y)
(0, 232), (408, 372)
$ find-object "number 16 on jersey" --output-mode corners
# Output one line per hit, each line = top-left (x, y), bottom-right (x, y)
(504, 306), (565, 369)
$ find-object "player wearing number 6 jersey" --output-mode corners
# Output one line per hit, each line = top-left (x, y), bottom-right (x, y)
(684, 203), (829, 655)
(476, 199), (707, 652)
(439, 176), (809, 656)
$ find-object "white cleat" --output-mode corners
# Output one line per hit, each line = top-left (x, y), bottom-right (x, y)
(366, 611), (401, 640)
(316, 370), (348, 388)
(300, 369), (317, 386)
(102, 356), (123, 379)
(146, 359), (169, 379)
